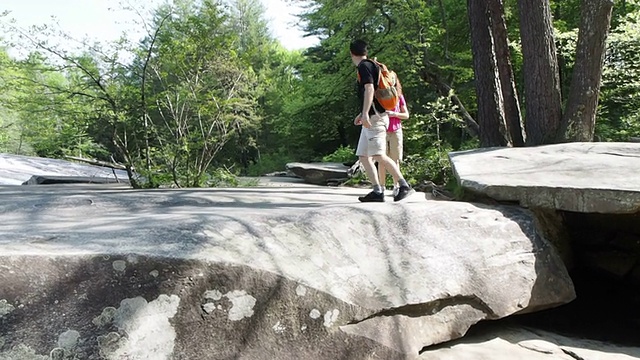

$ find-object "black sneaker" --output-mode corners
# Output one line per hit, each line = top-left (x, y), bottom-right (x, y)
(358, 191), (385, 202)
(393, 185), (415, 202)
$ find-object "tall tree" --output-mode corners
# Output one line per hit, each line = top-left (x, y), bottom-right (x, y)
(488, 0), (525, 146)
(222, 0), (276, 169)
(468, 0), (509, 147)
(559, 0), (614, 142)
(0, 47), (26, 154)
(146, 0), (261, 187)
(227, 0), (272, 57)
(518, 0), (563, 146)
(468, 0), (619, 146)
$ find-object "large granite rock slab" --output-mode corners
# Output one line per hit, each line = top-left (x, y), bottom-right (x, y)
(0, 185), (574, 359)
(22, 175), (129, 185)
(0, 153), (129, 186)
(420, 322), (640, 359)
(449, 142), (640, 213)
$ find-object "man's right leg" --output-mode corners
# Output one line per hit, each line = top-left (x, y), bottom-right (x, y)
(355, 128), (384, 202)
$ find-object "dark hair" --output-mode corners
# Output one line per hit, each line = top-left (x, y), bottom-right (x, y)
(350, 40), (368, 56)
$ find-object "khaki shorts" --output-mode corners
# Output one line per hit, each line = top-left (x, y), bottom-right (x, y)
(355, 113), (389, 157)
(386, 129), (403, 161)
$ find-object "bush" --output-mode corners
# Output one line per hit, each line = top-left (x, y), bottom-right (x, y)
(402, 147), (453, 186)
(207, 167), (240, 187)
(400, 137), (478, 189)
(245, 150), (295, 176)
(321, 145), (356, 163)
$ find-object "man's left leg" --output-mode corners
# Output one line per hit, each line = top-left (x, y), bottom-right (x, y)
(373, 153), (413, 202)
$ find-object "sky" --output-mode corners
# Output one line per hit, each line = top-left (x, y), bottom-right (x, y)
(0, 0), (319, 54)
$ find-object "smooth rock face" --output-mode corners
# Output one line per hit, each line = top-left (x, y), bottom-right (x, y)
(0, 153), (129, 186)
(420, 322), (640, 360)
(0, 185), (574, 359)
(449, 142), (640, 213)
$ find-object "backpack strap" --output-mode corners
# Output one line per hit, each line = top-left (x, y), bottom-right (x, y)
(362, 59), (380, 88)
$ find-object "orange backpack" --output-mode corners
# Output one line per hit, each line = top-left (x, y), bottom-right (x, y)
(358, 59), (399, 111)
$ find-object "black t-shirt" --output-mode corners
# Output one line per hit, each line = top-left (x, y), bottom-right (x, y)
(357, 59), (386, 115)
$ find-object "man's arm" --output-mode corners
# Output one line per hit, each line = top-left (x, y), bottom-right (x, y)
(361, 83), (375, 128)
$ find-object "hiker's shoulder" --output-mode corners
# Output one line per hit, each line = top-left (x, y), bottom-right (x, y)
(357, 59), (377, 72)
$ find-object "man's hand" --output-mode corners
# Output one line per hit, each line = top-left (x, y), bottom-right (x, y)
(361, 113), (371, 128)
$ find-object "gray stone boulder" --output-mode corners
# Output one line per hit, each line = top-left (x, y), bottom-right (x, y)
(449, 142), (640, 213)
(22, 175), (129, 185)
(0, 185), (574, 359)
(285, 162), (350, 185)
(0, 153), (129, 186)
(420, 322), (640, 359)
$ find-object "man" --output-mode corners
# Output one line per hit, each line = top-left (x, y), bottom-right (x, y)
(350, 39), (413, 202)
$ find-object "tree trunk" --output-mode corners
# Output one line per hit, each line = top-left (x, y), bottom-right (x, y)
(489, 0), (525, 147)
(518, 0), (563, 146)
(437, 0), (451, 60)
(468, 0), (509, 147)
(559, 0), (614, 142)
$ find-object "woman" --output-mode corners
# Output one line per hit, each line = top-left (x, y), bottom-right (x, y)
(378, 77), (409, 196)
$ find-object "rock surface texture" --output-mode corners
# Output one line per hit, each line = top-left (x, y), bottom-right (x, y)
(0, 184), (574, 359)
(449, 142), (640, 213)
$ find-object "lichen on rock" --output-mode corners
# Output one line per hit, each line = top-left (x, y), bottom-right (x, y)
(0, 300), (15, 318)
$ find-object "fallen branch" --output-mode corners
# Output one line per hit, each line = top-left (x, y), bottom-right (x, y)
(65, 156), (128, 170)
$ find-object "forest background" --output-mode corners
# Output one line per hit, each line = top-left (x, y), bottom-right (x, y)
(0, 0), (638, 188)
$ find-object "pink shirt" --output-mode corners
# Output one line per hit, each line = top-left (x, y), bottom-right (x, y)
(387, 95), (406, 133)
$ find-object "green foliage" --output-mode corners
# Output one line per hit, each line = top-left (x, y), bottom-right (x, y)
(398, 94), (476, 185)
(321, 145), (356, 163)
(596, 7), (640, 141)
(207, 167), (240, 187)
(0, 48), (23, 153)
(0, 109), (26, 154)
(402, 148), (451, 186)
(0, 84), (26, 154)
(551, 0), (582, 32)
(0, 0), (272, 188)
(244, 149), (296, 176)
(0, 51), (109, 159)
